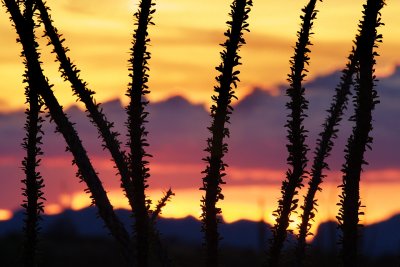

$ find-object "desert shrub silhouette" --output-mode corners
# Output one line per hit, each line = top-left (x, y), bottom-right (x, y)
(1, 0), (386, 266)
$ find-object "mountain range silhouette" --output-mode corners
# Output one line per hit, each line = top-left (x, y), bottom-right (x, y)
(0, 207), (399, 258)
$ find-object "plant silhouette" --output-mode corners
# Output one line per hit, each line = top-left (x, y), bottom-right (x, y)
(267, 1), (318, 266)
(126, 0), (156, 266)
(296, 0), (385, 266)
(20, 2), (45, 261)
(200, 0), (252, 266)
(0, 0), (387, 266)
(337, 0), (385, 266)
(35, 0), (136, 213)
(3, 0), (134, 263)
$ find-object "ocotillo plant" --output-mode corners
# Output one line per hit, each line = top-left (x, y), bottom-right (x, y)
(267, 0), (318, 266)
(6, 0), (174, 265)
(200, 0), (252, 266)
(337, 0), (385, 266)
(126, 0), (156, 266)
(37, 0), (173, 266)
(1, 0), (390, 266)
(3, 0), (132, 263)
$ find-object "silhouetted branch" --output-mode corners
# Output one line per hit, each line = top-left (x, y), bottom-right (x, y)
(337, 0), (384, 266)
(268, 1), (319, 266)
(149, 189), (175, 267)
(21, 10), (45, 262)
(126, 0), (156, 266)
(21, 85), (44, 267)
(34, 0), (135, 212)
(3, 1), (132, 264)
(200, 1), (252, 266)
(151, 189), (174, 223)
(149, 228), (172, 267)
(296, 46), (358, 265)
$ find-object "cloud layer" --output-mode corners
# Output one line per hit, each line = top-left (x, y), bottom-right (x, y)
(1, 68), (399, 213)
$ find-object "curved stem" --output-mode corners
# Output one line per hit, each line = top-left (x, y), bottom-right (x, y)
(3, 1), (132, 264)
(35, 0), (134, 211)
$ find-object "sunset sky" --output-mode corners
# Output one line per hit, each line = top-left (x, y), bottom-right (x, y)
(1, 0), (400, 111)
(0, 0), (399, 239)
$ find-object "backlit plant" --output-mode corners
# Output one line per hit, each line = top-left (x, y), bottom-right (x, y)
(0, 0), (386, 266)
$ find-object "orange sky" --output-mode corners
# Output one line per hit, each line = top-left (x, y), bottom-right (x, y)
(33, 157), (399, 238)
(1, 154), (398, 240)
(0, 0), (399, 237)
(0, 0), (399, 112)
(42, 167), (400, 238)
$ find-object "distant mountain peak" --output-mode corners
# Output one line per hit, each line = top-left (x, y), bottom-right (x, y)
(235, 87), (278, 110)
(390, 64), (400, 76)
(101, 98), (123, 108)
(156, 95), (193, 107)
(151, 95), (207, 114)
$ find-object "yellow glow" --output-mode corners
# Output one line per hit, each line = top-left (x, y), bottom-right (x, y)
(61, 166), (400, 242)
(70, 191), (131, 211)
(71, 193), (92, 211)
(0, 155), (395, 244)
(0, 156), (397, 241)
(59, 194), (73, 209)
(0, 209), (13, 221)
(44, 204), (63, 215)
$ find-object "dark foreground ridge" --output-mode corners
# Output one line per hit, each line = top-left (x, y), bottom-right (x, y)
(0, 207), (399, 262)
